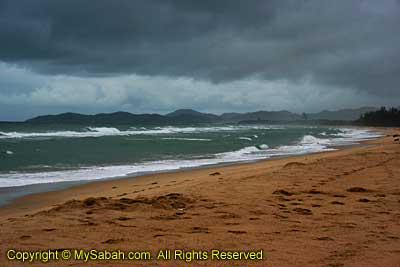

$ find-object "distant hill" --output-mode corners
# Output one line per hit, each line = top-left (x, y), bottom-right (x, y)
(166, 109), (215, 118)
(26, 110), (220, 124)
(25, 107), (380, 125)
(307, 107), (377, 121)
(219, 112), (241, 121)
(26, 112), (168, 124)
(220, 110), (303, 123)
(27, 109), (303, 124)
(166, 109), (220, 123)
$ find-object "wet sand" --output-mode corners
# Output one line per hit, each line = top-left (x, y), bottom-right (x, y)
(1, 129), (400, 266)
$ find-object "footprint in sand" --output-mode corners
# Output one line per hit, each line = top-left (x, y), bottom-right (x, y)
(316, 236), (334, 241)
(102, 238), (125, 244)
(331, 201), (345, 205)
(250, 210), (268, 215)
(116, 216), (132, 221)
(333, 194), (346, 198)
(227, 230), (247, 234)
(83, 197), (98, 206)
(150, 215), (179, 221)
(284, 162), (306, 168)
(293, 208), (313, 215)
(225, 222), (240, 226)
(275, 214), (289, 219)
(132, 189), (145, 193)
(308, 189), (324, 194)
(42, 228), (56, 232)
(191, 227), (210, 233)
(273, 189), (294, 196)
(347, 187), (369, 193)
(218, 213), (241, 219)
(153, 234), (164, 237)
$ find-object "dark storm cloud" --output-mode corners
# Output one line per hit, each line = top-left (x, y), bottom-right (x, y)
(0, 0), (399, 94)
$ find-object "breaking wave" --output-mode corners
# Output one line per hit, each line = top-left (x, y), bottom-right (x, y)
(0, 127), (383, 188)
(0, 125), (285, 139)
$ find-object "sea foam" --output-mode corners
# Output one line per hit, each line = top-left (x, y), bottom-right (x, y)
(0, 125), (285, 139)
(0, 127), (383, 188)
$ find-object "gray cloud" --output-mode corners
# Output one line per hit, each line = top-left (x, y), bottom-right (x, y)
(1, 1), (399, 88)
(0, 0), (399, 120)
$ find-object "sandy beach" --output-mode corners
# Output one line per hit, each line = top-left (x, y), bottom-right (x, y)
(1, 129), (399, 266)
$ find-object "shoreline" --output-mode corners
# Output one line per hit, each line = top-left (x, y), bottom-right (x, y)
(1, 127), (399, 266)
(0, 126), (382, 191)
(0, 128), (390, 216)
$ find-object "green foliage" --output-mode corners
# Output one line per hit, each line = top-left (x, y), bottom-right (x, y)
(356, 107), (400, 126)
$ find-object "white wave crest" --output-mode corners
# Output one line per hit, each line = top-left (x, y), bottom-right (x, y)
(161, 138), (212, 141)
(0, 125), (285, 139)
(86, 127), (121, 134)
(1, 150), (14, 155)
(0, 127), (383, 188)
(257, 144), (269, 149)
(300, 135), (330, 145)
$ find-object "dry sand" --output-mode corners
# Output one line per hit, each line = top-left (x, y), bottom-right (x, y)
(1, 129), (400, 266)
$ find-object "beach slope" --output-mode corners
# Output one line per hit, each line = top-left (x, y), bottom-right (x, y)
(1, 132), (400, 266)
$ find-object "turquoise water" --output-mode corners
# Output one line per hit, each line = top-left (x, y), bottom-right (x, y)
(0, 123), (382, 205)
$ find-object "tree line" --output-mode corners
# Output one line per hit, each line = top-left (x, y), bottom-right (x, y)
(356, 107), (400, 126)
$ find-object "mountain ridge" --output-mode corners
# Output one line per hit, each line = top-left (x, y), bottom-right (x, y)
(306, 107), (377, 121)
(25, 107), (377, 124)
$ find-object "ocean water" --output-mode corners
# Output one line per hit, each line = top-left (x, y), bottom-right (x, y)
(0, 123), (383, 205)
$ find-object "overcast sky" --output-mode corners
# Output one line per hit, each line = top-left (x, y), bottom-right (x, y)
(0, 0), (399, 120)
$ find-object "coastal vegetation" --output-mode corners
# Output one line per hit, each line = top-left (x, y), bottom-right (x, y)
(356, 107), (400, 126)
